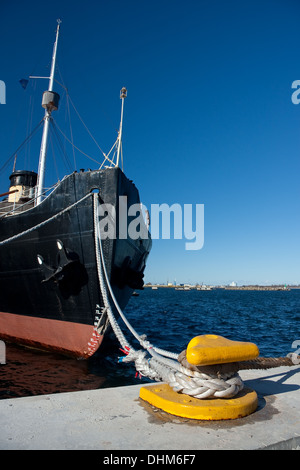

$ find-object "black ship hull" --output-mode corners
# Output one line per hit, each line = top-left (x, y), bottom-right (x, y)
(0, 167), (151, 357)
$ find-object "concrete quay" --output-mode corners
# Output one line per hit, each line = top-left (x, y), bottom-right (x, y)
(0, 365), (299, 450)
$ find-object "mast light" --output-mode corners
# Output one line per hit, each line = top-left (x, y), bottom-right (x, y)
(120, 87), (127, 99)
(42, 91), (60, 111)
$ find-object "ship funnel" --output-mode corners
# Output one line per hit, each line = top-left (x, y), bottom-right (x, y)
(8, 170), (38, 203)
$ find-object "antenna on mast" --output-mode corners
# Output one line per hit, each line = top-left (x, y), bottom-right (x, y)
(35, 19), (61, 205)
(116, 87), (127, 168)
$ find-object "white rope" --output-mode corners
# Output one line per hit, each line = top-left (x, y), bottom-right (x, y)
(0, 192), (92, 246)
(2, 191), (244, 398)
(93, 193), (244, 399)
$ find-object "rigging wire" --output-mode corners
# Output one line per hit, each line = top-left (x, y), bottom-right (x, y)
(49, 119), (73, 173)
(0, 119), (44, 175)
(48, 129), (60, 182)
(24, 79), (36, 170)
(66, 93), (76, 170)
(56, 67), (77, 169)
(59, 77), (119, 169)
(52, 119), (103, 166)
(56, 66), (109, 164)
(66, 93), (107, 158)
(3, 65), (122, 185)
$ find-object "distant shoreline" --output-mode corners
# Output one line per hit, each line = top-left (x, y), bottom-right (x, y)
(144, 284), (298, 291)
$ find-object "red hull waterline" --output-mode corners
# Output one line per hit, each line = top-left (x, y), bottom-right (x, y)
(0, 312), (103, 358)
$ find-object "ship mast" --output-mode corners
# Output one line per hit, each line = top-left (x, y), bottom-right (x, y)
(116, 87), (127, 168)
(35, 19), (61, 205)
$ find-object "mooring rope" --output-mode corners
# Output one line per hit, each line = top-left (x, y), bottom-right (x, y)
(5, 189), (296, 399)
(238, 356), (298, 370)
(93, 194), (246, 398)
(93, 192), (300, 398)
(1, 187), (297, 397)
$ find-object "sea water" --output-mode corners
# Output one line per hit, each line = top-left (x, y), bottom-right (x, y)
(0, 288), (299, 399)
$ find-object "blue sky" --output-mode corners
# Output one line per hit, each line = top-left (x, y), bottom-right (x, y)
(0, 0), (299, 285)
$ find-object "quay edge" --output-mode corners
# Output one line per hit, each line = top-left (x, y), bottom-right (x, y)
(0, 365), (299, 450)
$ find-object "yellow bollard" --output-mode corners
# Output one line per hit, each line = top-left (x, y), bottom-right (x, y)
(140, 383), (258, 420)
(139, 334), (259, 421)
(186, 334), (259, 366)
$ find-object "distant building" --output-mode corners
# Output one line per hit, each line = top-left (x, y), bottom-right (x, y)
(229, 281), (237, 287)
